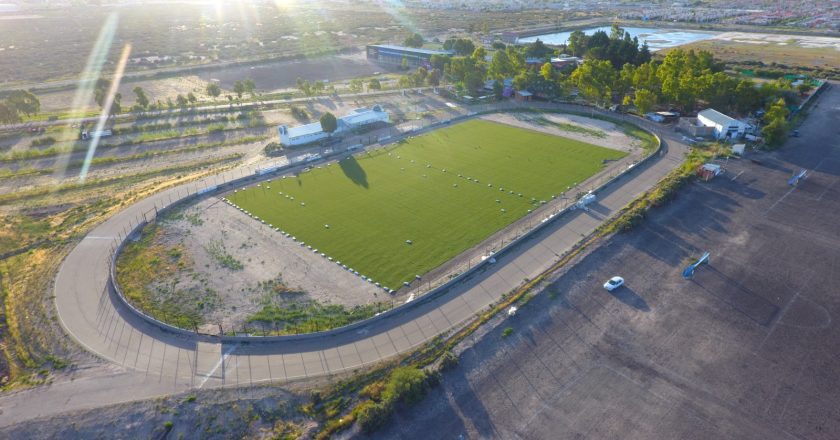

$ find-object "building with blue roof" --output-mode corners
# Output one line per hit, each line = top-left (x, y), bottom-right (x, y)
(366, 44), (453, 69)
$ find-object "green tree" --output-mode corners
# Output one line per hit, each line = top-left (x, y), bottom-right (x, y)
(762, 98), (790, 146)
(488, 48), (522, 80)
(187, 92), (197, 104)
(176, 94), (188, 109)
(93, 79), (111, 109)
(349, 78), (363, 93)
(400, 57), (409, 71)
(567, 30), (589, 57)
(633, 89), (656, 114)
(734, 79), (761, 114)
(492, 79), (504, 100)
(132, 86), (149, 109)
(296, 78), (312, 97)
(205, 82), (221, 98)
(382, 367), (428, 405)
(243, 79), (256, 97)
(368, 78), (382, 90)
(429, 54), (450, 71)
(6, 90), (40, 117)
(569, 59), (616, 106)
(404, 33), (424, 48)
(540, 62), (554, 81)
(445, 38), (475, 56)
(319, 111), (337, 136)
(233, 81), (245, 99)
(0, 102), (20, 124)
(109, 93), (122, 117)
(428, 68), (442, 86)
(471, 46), (487, 61)
(525, 39), (553, 59)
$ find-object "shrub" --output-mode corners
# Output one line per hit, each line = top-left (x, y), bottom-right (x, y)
(264, 141), (283, 157)
(502, 327), (513, 338)
(353, 400), (392, 433)
(290, 106), (309, 122)
(31, 136), (56, 147)
(382, 366), (427, 405)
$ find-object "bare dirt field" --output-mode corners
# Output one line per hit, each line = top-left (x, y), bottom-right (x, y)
(481, 112), (641, 153)
(34, 52), (389, 113)
(364, 84), (840, 440)
(674, 32), (840, 70)
(151, 196), (383, 332)
(37, 75), (211, 113)
(196, 52), (387, 93)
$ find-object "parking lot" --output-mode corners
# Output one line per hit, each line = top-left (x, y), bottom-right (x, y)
(368, 84), (840, 439)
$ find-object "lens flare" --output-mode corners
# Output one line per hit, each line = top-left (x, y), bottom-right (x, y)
(78, 43), (131, 183)
(51, 12), (119, 182)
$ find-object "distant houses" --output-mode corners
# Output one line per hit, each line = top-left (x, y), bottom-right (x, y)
(278, 105), (389, 147)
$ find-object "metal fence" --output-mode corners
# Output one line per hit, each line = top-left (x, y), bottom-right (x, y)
(106, 102), (666, 342)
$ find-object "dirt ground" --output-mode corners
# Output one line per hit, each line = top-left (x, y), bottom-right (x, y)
(37, 75), (211, 113)
(481, 112), (640, 153)
(34, 52), (388, 113)
(195, 52), (387, 93)
(154, 196), (383, 332)
(364, 84), (840, 440)
(0, 384), (311, 440)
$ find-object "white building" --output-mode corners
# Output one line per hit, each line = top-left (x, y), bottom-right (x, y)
(278, 105), (389, 147)
(696, 108), (750, 140)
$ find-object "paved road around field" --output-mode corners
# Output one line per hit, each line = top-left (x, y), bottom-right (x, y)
(0, 108), (688, 426)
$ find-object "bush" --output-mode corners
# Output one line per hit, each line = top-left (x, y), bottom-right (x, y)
(264, 141), (283, 157)
(382, 366), (427, 405)
(502, 327), (513, 338)
(290, 106), (309, 122)
(31, 136), (56, 147)
(353, 400), (392, 433)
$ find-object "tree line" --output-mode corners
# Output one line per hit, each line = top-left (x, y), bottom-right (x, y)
(399, 25), (803, 145)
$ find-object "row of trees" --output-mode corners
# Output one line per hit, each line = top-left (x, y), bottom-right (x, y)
(0, 90), (40, 124)
(348, 78), (382, 93)
(393, 30), (802, 146)
(567, 25), (652, 68)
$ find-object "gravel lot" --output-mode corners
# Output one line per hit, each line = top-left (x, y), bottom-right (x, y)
(365, 84), (840, 439)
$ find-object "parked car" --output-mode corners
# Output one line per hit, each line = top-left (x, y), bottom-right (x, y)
(603, 276), (624, 291)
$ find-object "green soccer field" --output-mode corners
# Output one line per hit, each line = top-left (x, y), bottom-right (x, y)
(227, 118), (626, 290)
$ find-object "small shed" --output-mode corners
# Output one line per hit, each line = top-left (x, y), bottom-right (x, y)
(731, 144), (746, 155)
(515, 90), (533, 101)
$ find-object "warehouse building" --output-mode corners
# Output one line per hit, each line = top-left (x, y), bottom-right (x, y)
(278, 105), (389, 147)
(366, 44), (453, 69)
(696, 108), (751, 140)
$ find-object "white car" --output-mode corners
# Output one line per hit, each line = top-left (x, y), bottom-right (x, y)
(603, 276), (624, 291)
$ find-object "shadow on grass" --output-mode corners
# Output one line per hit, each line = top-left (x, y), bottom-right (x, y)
(339, 155), (369, 188)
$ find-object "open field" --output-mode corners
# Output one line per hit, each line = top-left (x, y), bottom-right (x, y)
(367, 82), (840, 440)
(671, 31), (840, 77)
(227, 118), (626, 290)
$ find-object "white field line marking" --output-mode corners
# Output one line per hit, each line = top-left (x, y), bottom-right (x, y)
(197, 343), (238, 389)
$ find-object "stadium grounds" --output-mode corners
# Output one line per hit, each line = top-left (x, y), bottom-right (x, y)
(226, 118), (627, 290)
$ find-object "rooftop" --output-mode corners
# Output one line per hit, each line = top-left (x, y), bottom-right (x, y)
(698, 108), (738, 126)
(339, 106), (388, 126)
(367, 44), (453, 56)
(287, 121), (325, 139)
